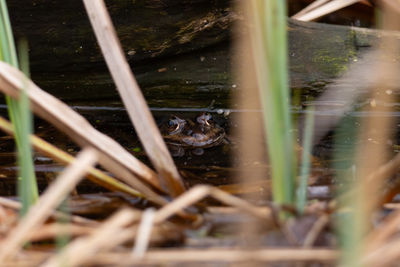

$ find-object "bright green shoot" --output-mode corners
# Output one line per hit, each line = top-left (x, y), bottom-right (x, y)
(250, 0), (296, 207)
(0, 0), (38, 215)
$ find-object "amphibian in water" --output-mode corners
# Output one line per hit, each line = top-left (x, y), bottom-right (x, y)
(161, 113), (226, 157)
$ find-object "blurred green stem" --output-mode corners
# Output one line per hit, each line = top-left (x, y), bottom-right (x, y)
(251, 0), (296, 207)
(0, 0), (38, 215)
(297, 107), (315, 214)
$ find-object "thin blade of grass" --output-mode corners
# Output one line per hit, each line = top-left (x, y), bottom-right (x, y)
(0, 0), (17, 66)
(16, 39), (38, 215)
(297, 107), (315, 214)
(0, 0), (38, 214)
(250, 0), (296, 207)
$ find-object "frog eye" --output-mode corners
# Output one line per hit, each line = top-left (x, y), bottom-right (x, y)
(197, 112), (212, 125)
(168, 118), (179, 130)
(168, 119), (177, 127)
(204, 112), (212, 121)
(168, 116), (185, 134)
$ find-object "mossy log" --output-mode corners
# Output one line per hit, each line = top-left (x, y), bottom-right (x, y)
(6, 0), (400, 108)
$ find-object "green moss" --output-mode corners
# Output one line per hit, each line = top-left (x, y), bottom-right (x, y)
(312, 30), (358, 76)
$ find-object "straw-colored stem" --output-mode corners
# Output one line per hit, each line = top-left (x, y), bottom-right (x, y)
(0, 116), (143, 198)
(0, 148), (98, 261)
(82, 0), (185, 197)
(0, 62), (167, 205)
(41, 208), (139, 267)
(294, 0), (360, 21)
(89, 248), (338, 264)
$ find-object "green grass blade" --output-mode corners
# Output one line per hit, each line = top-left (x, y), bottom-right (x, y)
(0, 1), (38, 215)
(0, 0), (17, 66)
(251, 0), (296, 207)
(296, 107), (315, 214)
(333, 116), (362, 267)
(16, 39), (38, 215)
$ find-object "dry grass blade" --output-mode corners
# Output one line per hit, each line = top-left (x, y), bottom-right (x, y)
(1, 247), (338, 266)
(294, 0), (361, 21)
(86, 248), (338, 265)
(29, 223), (93, 242)
(155, 185), (272, 223)
(379, 0), (400, 14)
(41, 208), (140, 267)
(291, 0), (331, 19)
(366, 151), (400, 184)
(362, 238), (400, 267)
(303, 214), (330, 247)
(365, 208), (400, 252)
(0, 116), (142, 198)
(0, 62), (168, 205)
(82, 0), (185, 197)
(132, 208), (156, 258)
(0, 148), (98, 261)
(0, 196), (97, 226)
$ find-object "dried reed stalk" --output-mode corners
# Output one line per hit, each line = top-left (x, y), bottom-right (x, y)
(353, 7), (400, 263)
(154, 185), (272, 223)
(41, 185), (274, 265)
(2, 247), (337, 266)
(0, 148), (98, 261)
(41, 208), (139, 267)
(360, 7), (400, 256)
(234, 0), (268, 249)
(292, 0), (331, 19)
(29, 223), (93, 242)
(82, 0), (185, 197)
(132, 208), (156, 258)
(0, 196), (97, 226)
(0, 62), (167, 205)
(303, 214), (330, 247)
(86, 248), (338, 264)
(362, 238), (400, 267)
(0, 116), (142, 198)
(365, 208), (400, 252)
(294, 0), (361, 21)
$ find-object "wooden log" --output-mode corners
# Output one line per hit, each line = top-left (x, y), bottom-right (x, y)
(5, 1), (400, 108)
